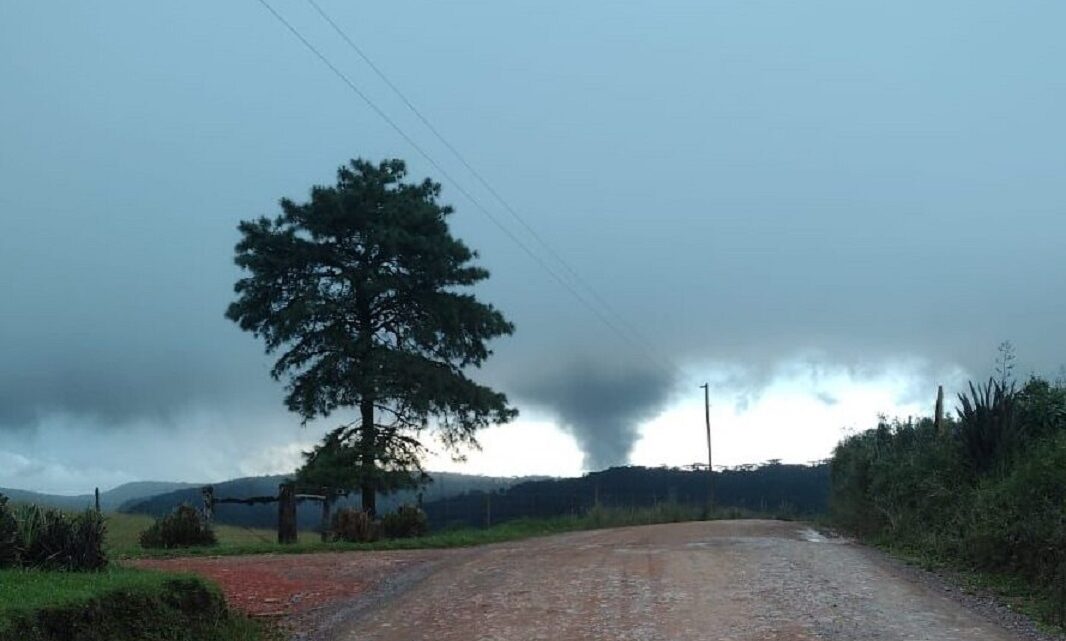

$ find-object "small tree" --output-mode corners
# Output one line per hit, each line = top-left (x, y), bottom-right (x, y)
(227, 158), (516, 514)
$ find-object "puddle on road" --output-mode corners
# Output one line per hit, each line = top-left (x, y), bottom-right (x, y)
(798, 527), (846, 544)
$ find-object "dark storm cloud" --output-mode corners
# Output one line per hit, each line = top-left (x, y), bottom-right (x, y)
(1, 0), (1065, 488)
(517, 361), (677, 470)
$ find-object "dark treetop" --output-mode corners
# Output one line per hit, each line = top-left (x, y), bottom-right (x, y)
(226, 158), (516, 512)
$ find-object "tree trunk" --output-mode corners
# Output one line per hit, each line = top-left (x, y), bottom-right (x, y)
(360, 395), (377, 516)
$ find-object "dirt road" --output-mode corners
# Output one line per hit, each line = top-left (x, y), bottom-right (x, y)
(138, 519), (1033, 640)
(329, 520), (1020, 641)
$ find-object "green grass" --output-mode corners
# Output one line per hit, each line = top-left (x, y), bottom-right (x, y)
(106, 513), (287, 556)
(114, 502), (769, 560)
(0, 567), (174, 618)
(0, 567), (275, 641)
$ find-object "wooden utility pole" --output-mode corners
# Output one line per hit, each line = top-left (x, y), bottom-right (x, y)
(700, 383), (714, 512)
(94, 487), (100, 513)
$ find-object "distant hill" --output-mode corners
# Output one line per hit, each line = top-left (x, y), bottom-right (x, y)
(122, 472), (545, 529)
(0, 480), (200, 511)
(420, 463), (830, 529)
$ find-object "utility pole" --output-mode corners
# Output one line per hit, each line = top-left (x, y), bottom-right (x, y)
(700, 383), (713, 514)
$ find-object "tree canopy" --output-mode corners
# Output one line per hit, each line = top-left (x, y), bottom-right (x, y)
(226, 158), (516, 513)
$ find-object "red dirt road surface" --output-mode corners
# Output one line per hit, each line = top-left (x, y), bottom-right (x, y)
(138, 520), (1032, 641)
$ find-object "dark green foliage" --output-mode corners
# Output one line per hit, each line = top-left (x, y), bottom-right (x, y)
(0, 496), (18, 568)
(329, 507), (380, 543)
(227, 158), (516, 513)
(831, 375), (1066, 625)
(382, 505), (428, 539)
(11, 505), (107, 571)
(139, 505), (217, 549)
(1017, 377), (1066, 442)
(421, 463), (828, 529)
(0, 576), (233, 641)
(956, 378), (1022, 474)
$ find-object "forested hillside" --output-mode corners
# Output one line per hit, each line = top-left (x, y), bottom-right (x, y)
(0, 481), (199, 511)
(830, 375), (1066, 622)
(422, 462), (829, 529)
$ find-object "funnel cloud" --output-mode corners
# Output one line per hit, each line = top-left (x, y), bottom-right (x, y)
(519, 362), (677, 470)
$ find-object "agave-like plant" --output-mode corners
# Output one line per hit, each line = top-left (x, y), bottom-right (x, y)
(956, 378), (1022, 475)
(10, 503), (107, 570)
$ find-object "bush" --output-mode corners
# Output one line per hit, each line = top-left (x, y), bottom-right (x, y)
(0, 495), (19, 568)
(10, 504), (107, 571)
(0, 572), (237, 641)
(139, 504), (217, 549)
(830, 374), (1066, 627)
(330, 507), (381, 542)
(382, 505), (428, 539)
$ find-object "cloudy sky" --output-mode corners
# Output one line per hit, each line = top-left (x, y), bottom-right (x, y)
(2, 1), (1063, 494)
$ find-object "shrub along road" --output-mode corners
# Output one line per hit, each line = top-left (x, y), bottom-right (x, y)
(137, 520), (1041, 641)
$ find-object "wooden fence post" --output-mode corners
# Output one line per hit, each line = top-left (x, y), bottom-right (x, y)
(201, 486), (214, 522)
(320, 492), (334, 543)
(278, 482), (297, 545)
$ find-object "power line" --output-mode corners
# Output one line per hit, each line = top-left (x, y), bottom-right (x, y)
(253, 0), (677, 379)
(303, 0), (680, 377)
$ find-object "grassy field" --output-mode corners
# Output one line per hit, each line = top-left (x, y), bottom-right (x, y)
(112, 502), (763, 559)
(0, 567), (272, 641)
(105, 512), (296, 556)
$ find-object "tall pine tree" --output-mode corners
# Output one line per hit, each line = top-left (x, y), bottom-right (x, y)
(227, 159), (516, 514)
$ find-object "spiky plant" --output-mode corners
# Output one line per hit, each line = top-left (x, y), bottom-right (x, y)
(956, 378), (1022, 475)
(9, 504), (107, 570)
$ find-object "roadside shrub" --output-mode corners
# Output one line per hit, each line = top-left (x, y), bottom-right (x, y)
(962, 431), (1066, 580)
(69, 510), (107, 570)
(139, 504), (217, 549)
(0, 493), (20, 567)
(330, 507), (381, 542)
(12, 504), (107, 571)
(830, 373), (1066, 628)
(382, 505), (428, 539)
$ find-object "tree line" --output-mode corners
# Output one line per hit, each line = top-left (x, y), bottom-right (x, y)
(422, 463), (829, 529)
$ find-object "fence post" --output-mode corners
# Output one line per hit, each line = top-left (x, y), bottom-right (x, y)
(201, 486), (214, 522)
(94, 487), (101, 513)
(278, 482), (298, 544)
(320, 491), (334, 543)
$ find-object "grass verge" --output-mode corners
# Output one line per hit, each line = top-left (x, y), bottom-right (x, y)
(863, 536), (1066, 635)
(0, 568), (275, 641)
